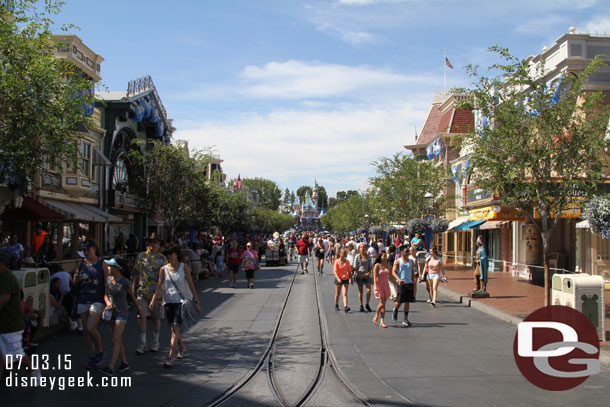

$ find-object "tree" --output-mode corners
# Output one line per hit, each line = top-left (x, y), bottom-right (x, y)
(317, 186), (329, 210)
(206, 184), (252, 234)
(463, 46), (610, 304)
(297, 185), (312, 204)
(282, 188), (291, 208)
(242, 177), (282, 210)
(129, 141), (209, 240)
(369, 152), (448, 225)
(328, 197), (337, 208)
(0, 1), (95, 200)
(322, 194), (370, 232)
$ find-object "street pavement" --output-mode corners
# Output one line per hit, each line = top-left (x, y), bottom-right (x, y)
(2, 259), (609, 406)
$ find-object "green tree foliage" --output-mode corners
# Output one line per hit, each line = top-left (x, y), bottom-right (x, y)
(253, 208), (295, 233)
(316, 185), (328, 210)
(296, 185), (312, 204)
(206, 184), (252, 234)
(129, 141), (210, 240)
(0, 1), (95, 189)
(322, 194), (369, 232)
(242, 177), (282, 210)
(463, 46), (610, 304)
(369, 152), (448, 225)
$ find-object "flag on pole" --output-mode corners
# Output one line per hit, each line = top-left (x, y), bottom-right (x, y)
(445, 57), (453, 69)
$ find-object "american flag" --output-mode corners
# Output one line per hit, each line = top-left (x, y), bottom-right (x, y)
(445, 57), (453, 69)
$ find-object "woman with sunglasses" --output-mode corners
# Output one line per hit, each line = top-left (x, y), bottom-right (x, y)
(150, 246), (202, 367)
(100, 257), (142, 376)
(424, 246), (447, 307)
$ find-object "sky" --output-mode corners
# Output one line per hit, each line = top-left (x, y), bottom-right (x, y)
(53, 0), (610, 198)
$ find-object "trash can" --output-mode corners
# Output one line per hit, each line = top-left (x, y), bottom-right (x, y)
(37, 268), (50, 327)
(551, 273), (605, 341)
(13, 269), (38, 310)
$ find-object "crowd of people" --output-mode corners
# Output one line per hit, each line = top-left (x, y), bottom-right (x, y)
(1, 225), (467, 386)
(291, 232), (449, 328)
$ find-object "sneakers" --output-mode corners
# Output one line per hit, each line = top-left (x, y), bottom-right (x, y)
(360, 305), (365, 312)
(93, 352), (104, 368)
(150, 342), (160, 352)
(344, 307), (350, 313)
(135, 343), (147, 355)
(99, 367), (114, 377)
(301, 271), (305, 275)
(392, 307), (398, 321)
(430, 301), (436, 307)
(116, 363), (130, 373)
(426, 299), (432, 304)
(177, 346), (186, 359)
(85, 356), (96, 370)
(163, 357), (174, 368)
(335, 304), (339, 311)
(249, 283), (254, 289)
(401, 318), (411, 327)
(365, 304), (372, 312)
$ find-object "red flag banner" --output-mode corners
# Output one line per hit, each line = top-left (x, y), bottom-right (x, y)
(445, 57), (453, 69)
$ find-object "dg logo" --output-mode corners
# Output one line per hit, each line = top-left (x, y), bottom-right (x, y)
(513, 305), (600, 391)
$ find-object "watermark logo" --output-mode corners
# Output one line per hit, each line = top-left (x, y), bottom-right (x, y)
(513, 305), (600, 391)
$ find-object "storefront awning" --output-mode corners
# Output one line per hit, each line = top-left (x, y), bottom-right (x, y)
(44, 200), (119, 223)
(479, 220), (511, 230)
(576, 219), (590, 229)
(91, 145), (111, 167)
(448, 217), (469, 230)
(452, 220), (487, 231)
(1, 197), (65, 221)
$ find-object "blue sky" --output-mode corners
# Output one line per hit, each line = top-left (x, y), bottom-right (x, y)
(54, 0), (610, 197)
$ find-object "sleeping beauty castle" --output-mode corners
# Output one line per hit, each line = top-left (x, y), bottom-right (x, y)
(291, 182), (324, 231)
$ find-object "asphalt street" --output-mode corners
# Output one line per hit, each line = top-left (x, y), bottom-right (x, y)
(2, 259), (609, 407)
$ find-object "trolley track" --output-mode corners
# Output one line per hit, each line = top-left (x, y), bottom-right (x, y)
(203, 261), (372, 407)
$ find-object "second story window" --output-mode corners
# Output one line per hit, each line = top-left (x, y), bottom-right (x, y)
(81, 142), (91, 177)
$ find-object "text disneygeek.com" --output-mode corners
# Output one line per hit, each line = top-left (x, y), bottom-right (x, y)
(4, 354), (131, 390)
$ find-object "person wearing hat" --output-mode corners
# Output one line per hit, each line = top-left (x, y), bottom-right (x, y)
(133, 233), (167, 354)
(0, 253), (42, 384)
(100, 257), (143, 376)
(473, 236), (488, 292)
(72, 240), (106, 369)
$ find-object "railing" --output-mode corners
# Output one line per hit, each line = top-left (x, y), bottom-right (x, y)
(126, 75), (167, 122)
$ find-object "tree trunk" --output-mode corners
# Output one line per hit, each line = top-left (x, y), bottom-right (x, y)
(541, 230), (551, 306)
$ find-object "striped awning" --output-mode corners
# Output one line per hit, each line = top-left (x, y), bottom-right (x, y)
(44, 200), (120, 223)
(452, 220), (487, 231)
(479, 221), (511, 230)
(576, 219), (590, 229)
(448, 217), (469, 231)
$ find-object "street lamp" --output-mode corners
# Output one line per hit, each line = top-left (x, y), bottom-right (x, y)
(424, 191), (434, 221)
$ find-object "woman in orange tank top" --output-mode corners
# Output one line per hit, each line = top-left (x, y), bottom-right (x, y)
(333, 248), (352, 313)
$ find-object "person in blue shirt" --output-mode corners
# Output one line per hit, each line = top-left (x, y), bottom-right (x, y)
(391, 246), (416, 326)
(410, 233), (424, 251)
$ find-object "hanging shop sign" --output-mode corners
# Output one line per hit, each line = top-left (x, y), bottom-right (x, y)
(469, 206), (525, 221)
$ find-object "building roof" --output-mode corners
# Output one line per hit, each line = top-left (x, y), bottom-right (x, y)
(450, 109), (474, 133)
(415, 104), (442, 145)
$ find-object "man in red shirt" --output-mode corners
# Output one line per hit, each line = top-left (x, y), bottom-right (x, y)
(295, 234), (311, 275)
(32, 223), (48, 258)
(226, 239), (243, 288)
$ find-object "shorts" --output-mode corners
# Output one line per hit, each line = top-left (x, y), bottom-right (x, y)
(245, 269), (255, 279)
(315, 253), (324, 260)
(355, 276), (371, 286)
(77, 302), (105, 315)
(112, 314), (128, 323)
(228, 264), (240, 273)
(299, 255), (309, 264)
(335, 279), (350, 286)
(397, 283), (416, 304)
(137, 297), (165, 319)
(0, 331), (25, 357)
(164, 303), (183, 326)
(427, 273), (441, 280)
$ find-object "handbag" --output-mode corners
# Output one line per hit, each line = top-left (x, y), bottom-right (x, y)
(166, 266), (198, 332)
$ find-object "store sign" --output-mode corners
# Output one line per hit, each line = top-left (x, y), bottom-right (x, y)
(466, 187), (493, 205)
(534, 203), (581, 219)
(470, 206), (525, 221)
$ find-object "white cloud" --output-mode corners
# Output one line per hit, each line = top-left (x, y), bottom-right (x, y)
(583, 15), (610, 35)
(240, 60), (431, 99)
(174, 101), (430, 196)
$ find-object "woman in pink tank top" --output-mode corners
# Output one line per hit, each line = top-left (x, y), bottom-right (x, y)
(424, 246), (447, 307)
(372, 251), (391, 328)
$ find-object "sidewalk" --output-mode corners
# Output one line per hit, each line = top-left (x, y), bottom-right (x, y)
(437, 263), (610, 365)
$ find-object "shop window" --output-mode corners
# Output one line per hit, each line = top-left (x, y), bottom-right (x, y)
(62, 224), (74, 259)
(598, 238), (610, 261)
(81, 142), (91, 177)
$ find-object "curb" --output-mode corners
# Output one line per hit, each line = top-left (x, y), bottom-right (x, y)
(438, 285), (610, 369)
